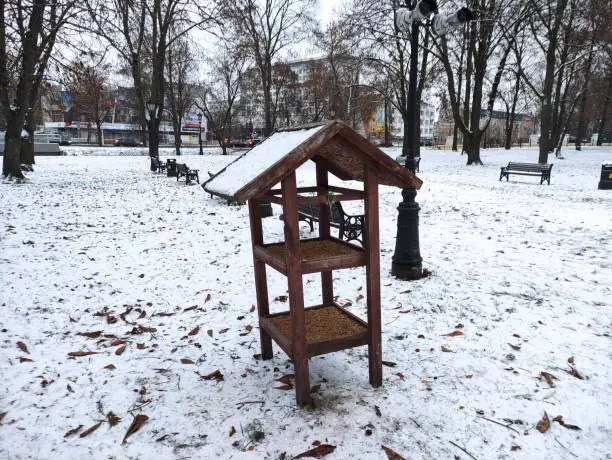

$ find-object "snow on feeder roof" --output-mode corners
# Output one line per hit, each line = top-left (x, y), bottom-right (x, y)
(203, 120), (422, 202)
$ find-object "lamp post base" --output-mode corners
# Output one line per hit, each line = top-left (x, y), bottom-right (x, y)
(391, 187), (422, 280)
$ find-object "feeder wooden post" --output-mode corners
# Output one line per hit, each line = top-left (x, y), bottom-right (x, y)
(364, 166), (382, 387)
(316, 164), (334, 304)
(248, 197), (273, 359)
(281, 172), (311, 406)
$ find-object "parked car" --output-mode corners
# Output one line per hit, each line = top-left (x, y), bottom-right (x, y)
(247, 137), (262, 147)
(114, 137), (142, 147)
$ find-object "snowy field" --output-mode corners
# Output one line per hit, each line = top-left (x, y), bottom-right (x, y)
(1, 145), (611, 460)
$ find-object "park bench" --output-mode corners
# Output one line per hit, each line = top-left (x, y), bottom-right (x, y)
(176, 163), (199, 184)
(282, 202), (364, 244)
(500, 162), (553, 185)
(151, 157), (167, 173)
(166, 159), (178, 177)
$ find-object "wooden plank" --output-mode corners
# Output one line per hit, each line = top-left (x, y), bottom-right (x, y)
(248, 198), (273, 359)
(253, 245), (287, 276)
(308, 332), (369, 357)
(281, 172), (311, 407)
(312, 156), (353, 181)
(364, 165), (382, 387)
(259, 316), (293, 359)
(316, 165), (333, 304)
(328, 185), (365, 198)
(338, 125), (422, 190)
(263, 195), (283, 205)
(301, 252), (366, 274)
(234, 121), (345, 202)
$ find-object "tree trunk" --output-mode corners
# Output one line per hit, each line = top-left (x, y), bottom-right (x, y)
(596, 74), (612, 145)
(2, 112), (26, 179)
(96, 122), (103, 146)
(465, 132), (483, 165)
(21, 114), (36, 167)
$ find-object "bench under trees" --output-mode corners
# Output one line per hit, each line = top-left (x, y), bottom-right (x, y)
(176, 163), (199, 184)
(500, 162), (553, 185)
(151, 157), (167, 173)
(292, 202), (364, 244)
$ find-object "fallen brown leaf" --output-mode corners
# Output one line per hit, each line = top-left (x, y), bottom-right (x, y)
(122, 414), (149, 444)
(115, 345), (127, 356)
(110, 339), (128, 347)
(78, 331), (103, 339)
(106, 315), (118, 324)
(198, 370), (224, 381)
(382, 360), (397, 367)
(64, 425), (83, 437)
(274, 295), (288, 302)
(552, 415), (582, 431)
(68, 351), (99, 357)
(508, 343), (521, 351)
(219, 328), (229, 334)
(292, 444), (336, 459)
(566, 365), (585, 380)
(79, 422), (102, 438)
(275, 374), (295, 385)
(183, 305), (198, 312)
(510, 445), (521, 451)
(104, 364), (116, 370)
(107, 412), (121, 427)
(19, 356), (33, 363)
(568, 356), (574, 364)
(205, 293), (212, 303)
(375, 405), (382, 417)
(275, 384), (293, 390)
(382, 445), (405, 460)
(207, 329), (213, 337)
(441, 346), (454, 353)
(540, 371), (558, 387)
(136, 343), (145, 350)
(16, 341), (29, 353)
(536, 412), (550, 433)
(180, 358), (195, 365)
(229, 426), (236, 437)
(154, 312), (175, 317)
(188, 326), (200, 336)
(442, 331), (464, 337)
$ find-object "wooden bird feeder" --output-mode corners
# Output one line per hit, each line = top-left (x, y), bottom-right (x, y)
(204, 121), (422, 406)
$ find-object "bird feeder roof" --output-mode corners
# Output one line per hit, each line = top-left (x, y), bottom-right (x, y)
(203, 120), (422, 202)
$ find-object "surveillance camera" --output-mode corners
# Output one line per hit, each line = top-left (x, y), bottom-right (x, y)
(432, 7), (475, 35)
(395, 0), (439, 32)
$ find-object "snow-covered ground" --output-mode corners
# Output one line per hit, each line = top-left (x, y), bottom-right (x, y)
(1, 145), (610, 460)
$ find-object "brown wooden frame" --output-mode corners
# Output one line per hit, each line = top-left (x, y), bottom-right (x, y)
(248, 161), (382, 406)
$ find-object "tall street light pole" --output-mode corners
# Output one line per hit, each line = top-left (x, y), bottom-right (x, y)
(197, 112), (203, 155)
(391, 0), (474, 279)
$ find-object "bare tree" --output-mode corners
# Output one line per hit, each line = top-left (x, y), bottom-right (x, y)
(165, 37), (196, 155)
(432, 0), (528, 165)
(195, 47), (246, 155)
(220, 0), (315, 136)
(271, 62), (298, 126)
(88, 0), (219, 167)
(66, 55), (114, 146)
(1, 0), (81, 179)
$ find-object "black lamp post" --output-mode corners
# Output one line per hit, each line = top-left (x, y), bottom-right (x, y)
(197, 112), (203, 155)
(391, 0), (473, 279)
